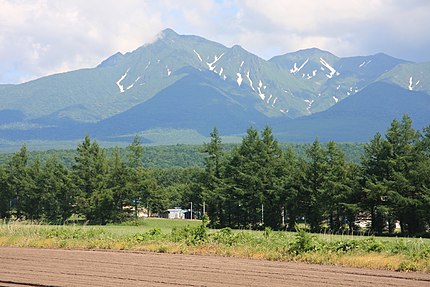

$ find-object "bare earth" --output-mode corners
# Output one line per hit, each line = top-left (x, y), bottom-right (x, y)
(0, 247), (429, 287)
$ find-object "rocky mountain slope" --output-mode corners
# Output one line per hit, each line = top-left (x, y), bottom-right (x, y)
(0, 28), (429, 146)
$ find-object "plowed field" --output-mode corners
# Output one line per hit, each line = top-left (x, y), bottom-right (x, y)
(0, 247), (429, 286)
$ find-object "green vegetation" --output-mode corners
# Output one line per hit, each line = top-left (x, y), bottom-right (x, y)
(0, 142), (365, 168)
(0, 219), (429, 272)
(0, 115), (429, 237)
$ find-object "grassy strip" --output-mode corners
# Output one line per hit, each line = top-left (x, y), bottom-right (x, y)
(0, 220), (429, 272)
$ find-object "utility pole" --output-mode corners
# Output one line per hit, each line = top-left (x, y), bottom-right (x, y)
(282, 206), (285, 226)
(190, 202), (193, 220)
(203, 201), (206, 216)
(261, 203), (264, 226)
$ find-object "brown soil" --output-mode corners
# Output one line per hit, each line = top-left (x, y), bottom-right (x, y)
(0, 247), (429, 287)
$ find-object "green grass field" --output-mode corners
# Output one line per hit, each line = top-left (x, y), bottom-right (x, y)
(1, 218), (429, 273)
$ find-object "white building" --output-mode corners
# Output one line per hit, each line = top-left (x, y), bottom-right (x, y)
(166, 208), (187, 219)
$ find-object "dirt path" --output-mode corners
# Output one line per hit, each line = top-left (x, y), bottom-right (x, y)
(0, 247), (429, 287)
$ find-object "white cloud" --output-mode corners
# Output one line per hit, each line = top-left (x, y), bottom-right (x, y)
(0, 0), (429, 84)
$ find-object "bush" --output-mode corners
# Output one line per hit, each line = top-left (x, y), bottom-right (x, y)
(331, 239), (360, 253)
(44, 227), (107, 240)
(129, 228), (163, 242)
(362, 237), (383, 252)
(289, 228), (318, 255)
(212, 227), (237, 246)
(169, 221), (208, 246)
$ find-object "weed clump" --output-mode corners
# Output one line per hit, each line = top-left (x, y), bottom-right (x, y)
(289, 228), (318, 255)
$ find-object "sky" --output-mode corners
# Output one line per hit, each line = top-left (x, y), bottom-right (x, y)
(1, 0), (430, 84)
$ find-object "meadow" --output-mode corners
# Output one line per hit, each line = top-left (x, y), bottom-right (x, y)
(0, 218), (429, 273)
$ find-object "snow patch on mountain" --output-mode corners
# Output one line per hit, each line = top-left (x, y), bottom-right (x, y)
(304, 99), (314, 112)
(193, 49), (203, 62)
(272, 97), (278, 107)
(116, 68), (130, 93)
(267, 94), (273, 104)
(333, 96), (339, 103)
(290, 58), (309, 74)
(236, 73), (243, 86)
(319, 58), (339, 78)
(240, 61), (244, 68)
(257, 80), (265, 100)
(207, 53), (224, 71)
(219, 67), (224, 76)
(305, 70), (317, 79)
(246, 71), (255, 91)
(408, 76), (420, 90)
(359, 60), (372, 68)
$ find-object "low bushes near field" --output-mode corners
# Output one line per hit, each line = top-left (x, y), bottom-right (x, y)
(0, 220), (429, 272)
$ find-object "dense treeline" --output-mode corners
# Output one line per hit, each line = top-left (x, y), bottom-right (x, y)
(0, 142), (365, 168)
(0, 115), (429, 236)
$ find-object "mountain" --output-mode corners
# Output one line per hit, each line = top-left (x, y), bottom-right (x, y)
(270, 49), (409, 113)
(273, 82), (430, 142)
(0, 28), (429, 148)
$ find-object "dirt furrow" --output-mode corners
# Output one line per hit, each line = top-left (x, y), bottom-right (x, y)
(1, 247), (429, 287)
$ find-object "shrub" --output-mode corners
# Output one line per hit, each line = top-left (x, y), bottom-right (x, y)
(212, 227), (237, 246)
(169, 222), (208, 246)
(289, 228), (318, 255)
(332, 239), (360, 253)
(362, 237), (383, 252)
(129, 228), (163, 242)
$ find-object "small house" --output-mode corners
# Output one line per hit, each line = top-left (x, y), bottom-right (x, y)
(166, 207), (187, 219)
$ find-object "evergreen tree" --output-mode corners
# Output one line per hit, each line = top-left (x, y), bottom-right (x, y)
(6, 145), (34, 219)
(26, 157), (43, 219)
(385, 115), (425, 235)
(361, 133), (392, 234)
(127, 135), (144, 169)
(223, 127), (287, 229)
(39, 156), (76, 222)
(224, 127), (264, 228)
(259, 126), (286, 229)
(107, 147), (130, 221)
(281, 147), (306, 229)
(202, 127), (226, 227)
(73, 136), (111, 223)
(322, 141), (351, 231)
(125, 136), (159, 217)
(302, 139), (326, 232)
(0, 166), (11, 219)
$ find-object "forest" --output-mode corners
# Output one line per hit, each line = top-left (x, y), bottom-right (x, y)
(0, 114), (429, 236)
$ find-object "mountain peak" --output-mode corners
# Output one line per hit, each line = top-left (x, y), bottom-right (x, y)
(159, 28), (179, 39)
(97, 52), (124, 68)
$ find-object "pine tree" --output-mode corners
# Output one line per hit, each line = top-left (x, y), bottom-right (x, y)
(6, 145), (34, 219)
(0, 166), (11, 219)
(107, 147), (130, 221)
(202, 127), (226, 227)
(127, 135), (144, 169)
(361, 132), (392, 234)
(281, 147), (306, 229)
(224, 127), (263, 228)
(302, 139), (326, 232)
(39, 156), (76, 223)
(322, 141), (351, 231)
(73, 136), (111, 223)
(260, 126), (286, 229)
(385, 115), (424, 235)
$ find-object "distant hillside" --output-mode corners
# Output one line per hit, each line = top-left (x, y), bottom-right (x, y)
(273, 82), (430, 142)
(0, 28), (429, 147)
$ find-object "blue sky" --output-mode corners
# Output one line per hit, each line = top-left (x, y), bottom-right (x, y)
(1, 0), (430, 84)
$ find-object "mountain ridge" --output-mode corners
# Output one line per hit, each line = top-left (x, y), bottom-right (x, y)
(0, 28), (429, 148)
